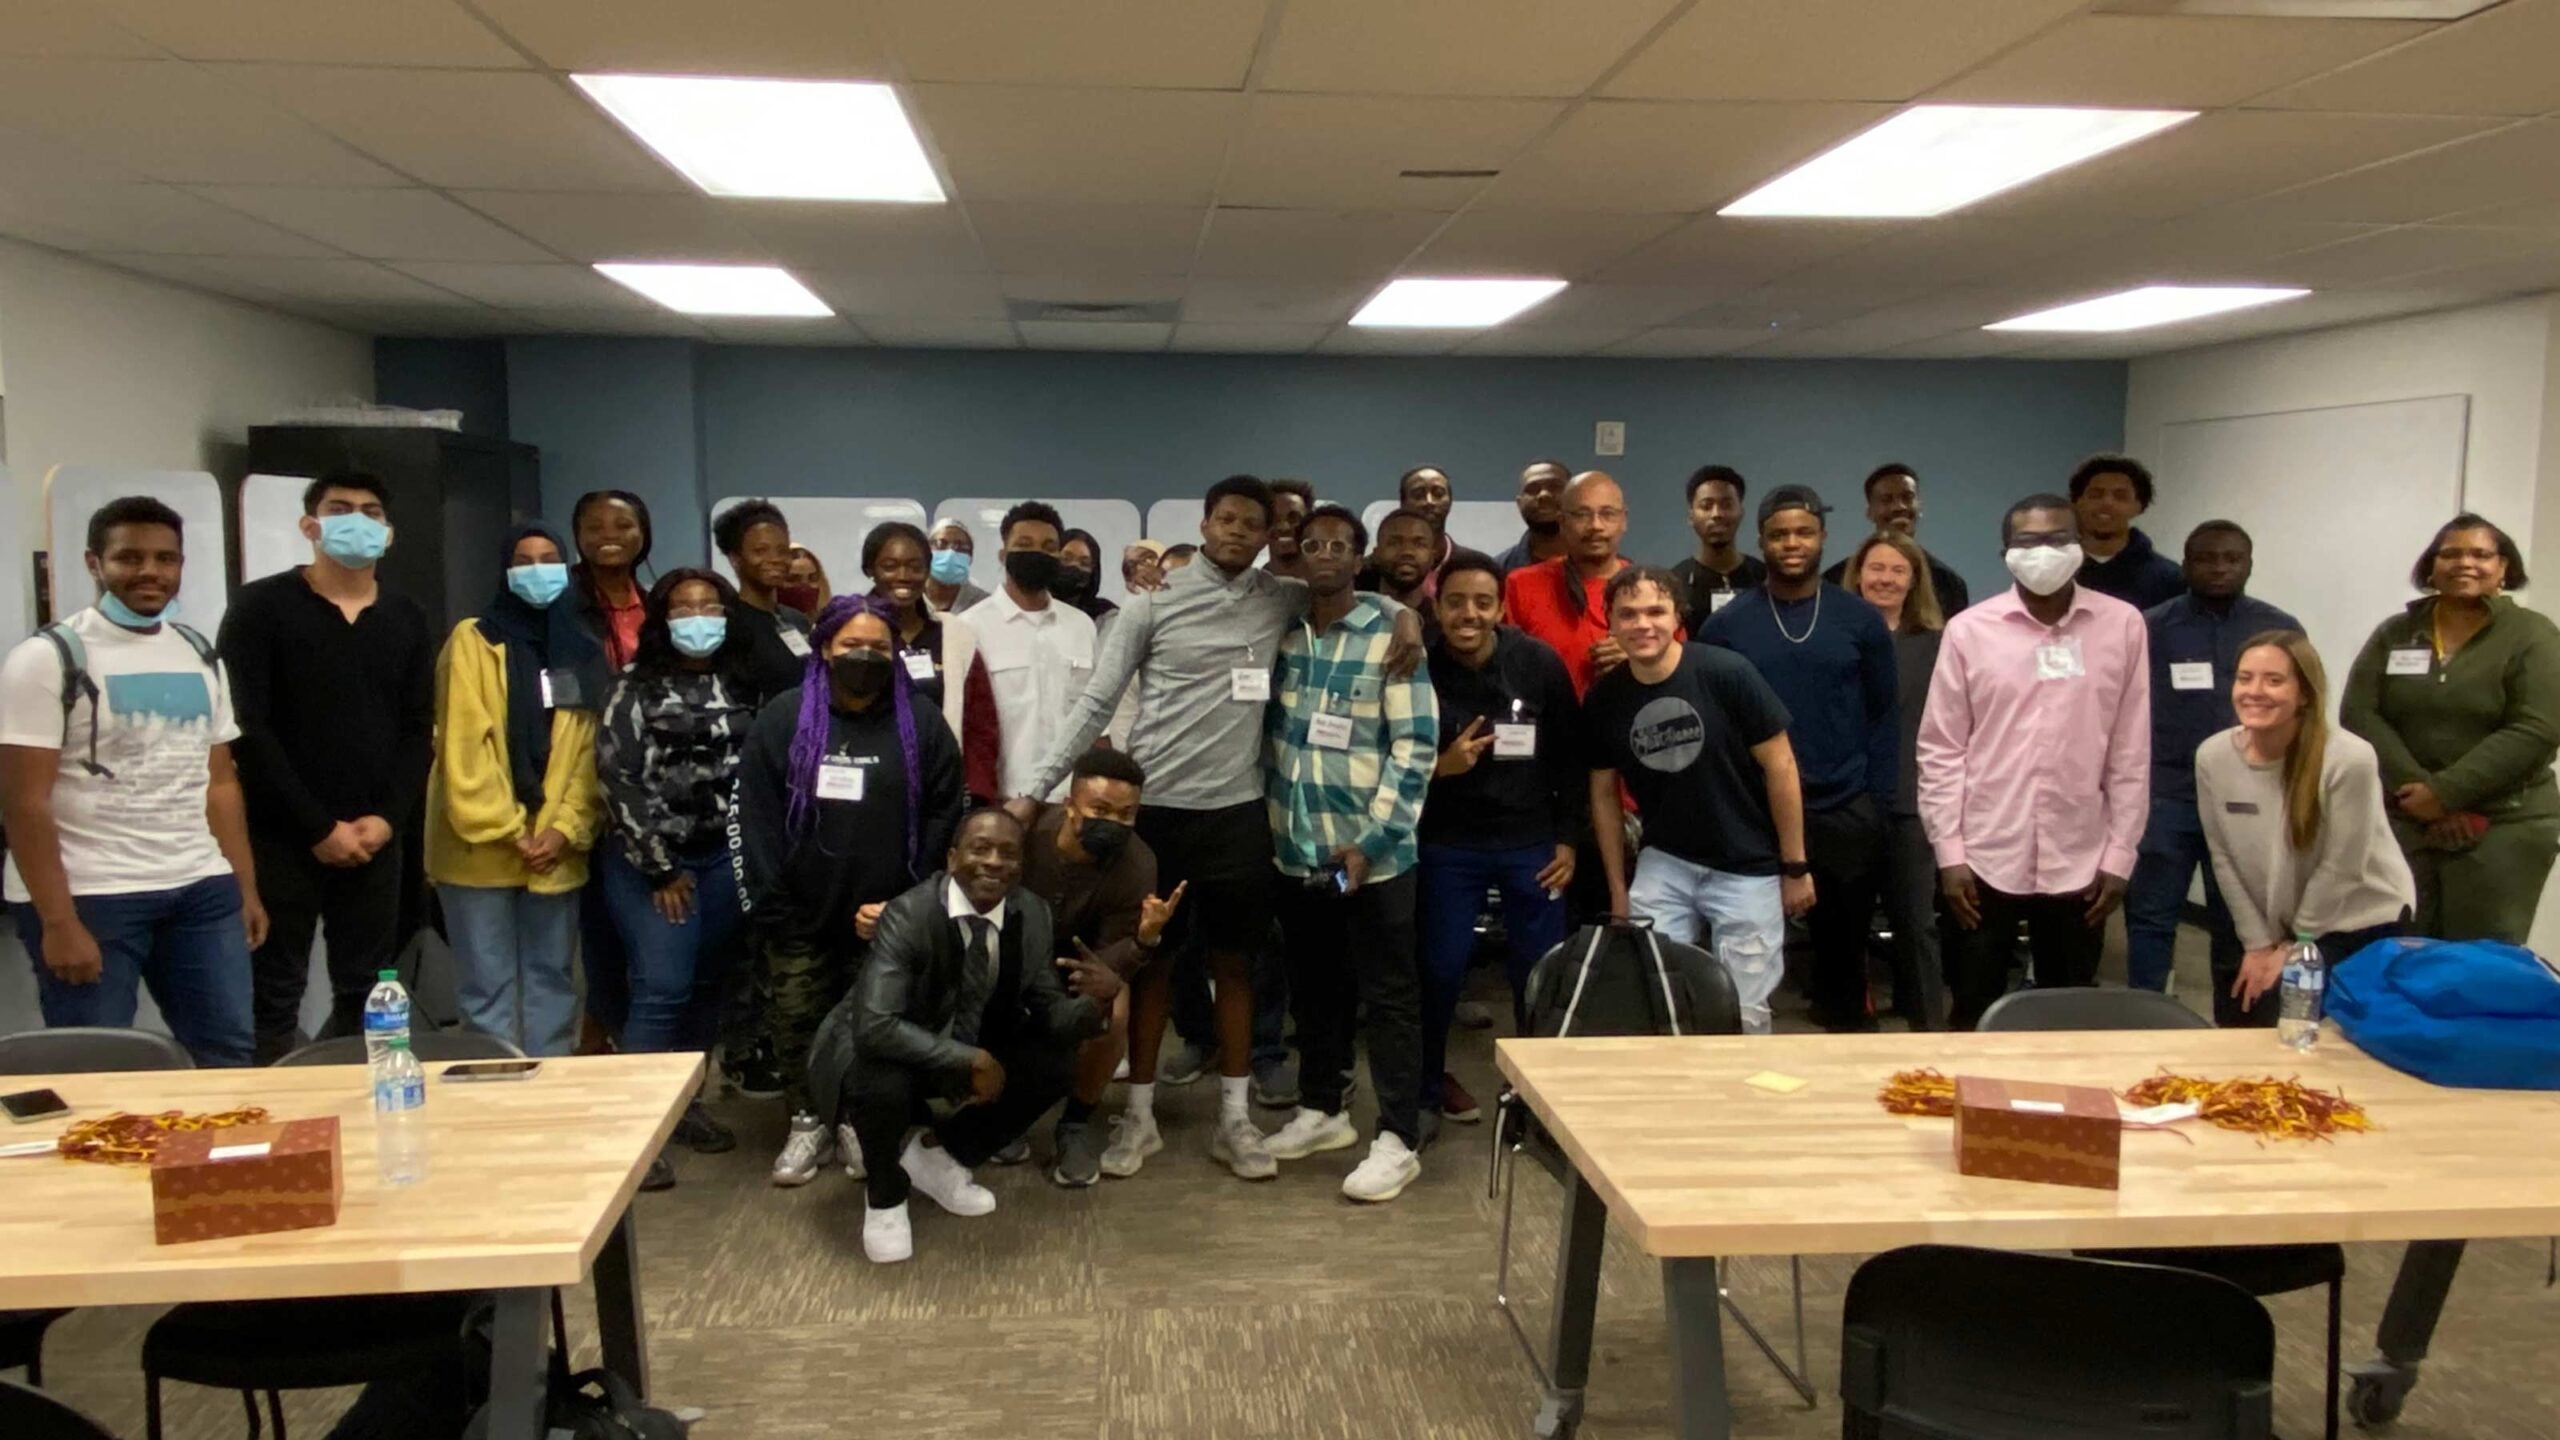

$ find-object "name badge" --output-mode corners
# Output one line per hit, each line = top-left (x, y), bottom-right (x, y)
(1231, 667), (1271, 702)
(2034, 637), (2084, 682)
(815, 758), (865, 802)
(537, 667), (585, 710)
(901, 651), (938, 682)
(779, 629), (811, 658)
(2169, 661), (2213, 691)
(1308, 710), (1354, 750)
(2224, 801), (2260, 816)
(1494, 722), (1537, 758)
(2386, 648), (2431, 677)
(1709, 590), (1736, 613)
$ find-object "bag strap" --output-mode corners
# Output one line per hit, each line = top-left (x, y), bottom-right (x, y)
(1639, 928), (1684, 1038)
(167, 621), (218, 668)
(1553, 925), (1610, 1038)
(39, 623), (114, 777)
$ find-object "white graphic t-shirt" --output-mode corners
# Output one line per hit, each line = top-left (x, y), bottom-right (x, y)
(0, 608), (240, 901)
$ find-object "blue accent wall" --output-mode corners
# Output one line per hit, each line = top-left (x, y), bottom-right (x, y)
(382, 337), (2127, 592)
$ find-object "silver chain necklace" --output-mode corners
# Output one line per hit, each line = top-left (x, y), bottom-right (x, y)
(1771, 584), (1821, 644)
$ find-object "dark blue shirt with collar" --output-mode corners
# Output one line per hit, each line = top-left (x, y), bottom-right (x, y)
(2142, 589), (2305, 805)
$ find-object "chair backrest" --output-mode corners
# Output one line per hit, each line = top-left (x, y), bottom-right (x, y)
(1977, 986), (2212, 1033)
(275, 1029), (527, 1067)
(1842, 1245), (2274, 1440)
(0, 1377), (122, 1440)
(1522, 920), (1742, 1040)
(0, 1026), (193, 1076)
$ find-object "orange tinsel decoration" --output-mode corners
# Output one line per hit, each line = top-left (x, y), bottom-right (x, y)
(55, 1107), (272, 1165)
(1878, 1067), (1957, 1117)
(2118, 1071), (2371, 1142)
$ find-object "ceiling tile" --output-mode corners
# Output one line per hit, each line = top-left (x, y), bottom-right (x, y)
(189, 186), (557, 262)
(1192, 208), (1439, 280)
(96, 0), (525, 66)
(1453, 325), (1644, 356)
(1408, 210), (1682, 280)
(702, 315), (869, 345)
(101, 253), (466, 305)
(1874, 331), (2051, 359)
(453, 191), (771, 263)
(858, 317), (1019, 349)
(873, 0), (1266, 88)
(969, 202), (1205, 275)
(1016, 320), (1174, 350)
(1221, 95), (1564, 212)
(0, 59), (398, 184)
(1496, 284), (1734, 329)
(1169, 322), (1331, 353)
(1598, 327), (1774, 356)
(1586, 215), (1881, 287)
(0, 1), (161, 57)
(1179, 277), (1372, 324)
(725, 198), (986, 273)
(907, 87), (1239, 206)
(0, 176), (337, 255)
(1314, 328), (1470, 356)
(2267, 225), (2560, 288)
(1775, 215), (2122, 294)
(229, 66), (681, 191)
(468, 0), (892, 77)
(2436, 197), (2560, 232)
(1479, 100), (1891, 213)
(1259, 0), (1683, 98)
(504, 306), (707, 337)
(1605, 0), (2084, 102)
(998, 273), (1186, 306)
(804, 270), (1009, 319)
(387, 261), (650, 310)
(2236, 120), (2560, 225)
(2258, 0), (2560, 116)
(1930, 15), (2433, 108)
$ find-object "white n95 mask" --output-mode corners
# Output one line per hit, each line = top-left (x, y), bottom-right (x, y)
(2005, 543), (2083, 597)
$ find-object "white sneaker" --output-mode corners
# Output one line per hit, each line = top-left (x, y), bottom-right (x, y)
(861, 1202), (912, 1264)
(1263, 1106), (1357, 1161)
(1210, 1111), (1279, 1180)
(769, 1112), (833, 1187)
(1098, 1110), (1162, 1178)
(837, 1122), (864, 1181)
(900, 1134), (996, 1217)
(1342, 1133), (1421, 1203)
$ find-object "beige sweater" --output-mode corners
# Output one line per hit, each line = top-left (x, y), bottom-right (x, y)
(2194, 726), (2416, 949)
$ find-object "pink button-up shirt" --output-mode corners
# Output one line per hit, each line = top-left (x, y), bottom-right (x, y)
(1917, 585), (2151, 896)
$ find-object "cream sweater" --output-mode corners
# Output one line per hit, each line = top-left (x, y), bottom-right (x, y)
(2194, 726), (2415, 949)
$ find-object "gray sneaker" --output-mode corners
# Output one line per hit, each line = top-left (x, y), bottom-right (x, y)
(1051, 1119), (1103, 1188)
(1158, 1042), (1215, 1086)
(769, 1112), (833, 1187)
(990, 1138), (1032, 1166)
(1251, 1062), (1300, 1110)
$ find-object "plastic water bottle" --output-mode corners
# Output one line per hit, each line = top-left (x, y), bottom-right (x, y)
(2278, 933), (2326, 1053)
(374, 1035), (429, 1186)
(362, 968), (410, 1069)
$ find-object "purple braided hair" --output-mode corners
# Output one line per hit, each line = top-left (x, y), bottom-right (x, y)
(783, 593), (925, 873)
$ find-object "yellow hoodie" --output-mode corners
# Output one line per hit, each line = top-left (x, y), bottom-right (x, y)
(424, 619), (603, 895)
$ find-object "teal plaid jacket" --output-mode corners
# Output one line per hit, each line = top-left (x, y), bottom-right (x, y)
(1262, 595), (1440, 881)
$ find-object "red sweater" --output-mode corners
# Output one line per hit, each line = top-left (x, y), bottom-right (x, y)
(1504, 557), (1641, 698)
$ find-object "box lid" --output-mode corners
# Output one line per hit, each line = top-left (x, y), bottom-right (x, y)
(151, 1116), (340, 1169)
(1954, 1075), (2116, 1122)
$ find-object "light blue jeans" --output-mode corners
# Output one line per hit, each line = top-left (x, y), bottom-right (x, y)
(1627, 849), (1786, 1034)
(439, 883), (580, 1057)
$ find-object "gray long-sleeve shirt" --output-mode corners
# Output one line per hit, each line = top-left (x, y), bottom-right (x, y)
(1028, 560), (1310, 811)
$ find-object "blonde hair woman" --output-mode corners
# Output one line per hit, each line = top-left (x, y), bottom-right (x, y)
(1848, 530), (1947, 1028)
(2198, 631), (2414, 1026)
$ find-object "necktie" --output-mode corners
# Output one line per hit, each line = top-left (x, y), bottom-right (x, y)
(953, 915), (996, 1046)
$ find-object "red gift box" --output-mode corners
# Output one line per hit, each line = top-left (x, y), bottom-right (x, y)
(1953, 1075), (2121, 1191)
(150, 1116), (343, 1245)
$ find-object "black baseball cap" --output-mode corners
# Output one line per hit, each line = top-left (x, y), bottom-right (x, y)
(1757, 484), (1830, 528)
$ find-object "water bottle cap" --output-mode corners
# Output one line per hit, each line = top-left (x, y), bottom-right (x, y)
(378, 969), (398, 981)
(386, 1035), (411, 1050)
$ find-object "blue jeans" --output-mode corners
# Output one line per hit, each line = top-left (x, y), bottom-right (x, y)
(14, 874), (254, 1067)
(439, 883), (579, 1057)
(1627, 849), (1786, 1034)
(596, 847), (741, 1055)
(2125, 798), (2241, 993)
(1416, 841), (1566, 1105)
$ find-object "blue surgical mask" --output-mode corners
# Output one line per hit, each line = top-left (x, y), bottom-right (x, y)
(929, 548), (972, 586)
(317, 512), (390, 567)
(97, 589), (168, 629)
(668, 614), (727, 658)
(507, 562), (569, 608)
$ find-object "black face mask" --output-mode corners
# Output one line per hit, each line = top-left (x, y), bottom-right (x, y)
(1004, 550), (1062, 593)
(1052, 565), (1096, 602)
(1074, 815), (1132, 864)
(829, 649), (893, 700)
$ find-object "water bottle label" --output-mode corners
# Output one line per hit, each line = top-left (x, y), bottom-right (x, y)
(374, 1078), (424, 1112)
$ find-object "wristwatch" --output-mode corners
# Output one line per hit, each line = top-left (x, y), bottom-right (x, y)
(1779, 860), (1813, 879)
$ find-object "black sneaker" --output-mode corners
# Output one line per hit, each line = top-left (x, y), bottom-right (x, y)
(673, 1102), (736, 1154)
(640, 1152), (677, 1192)
(729, 1046), (786, 1100)
(1051, 1120), (1102, 1188)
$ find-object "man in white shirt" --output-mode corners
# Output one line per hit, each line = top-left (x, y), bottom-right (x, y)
(0, 496), (267, 1066)
(974, 502), (1098, 801)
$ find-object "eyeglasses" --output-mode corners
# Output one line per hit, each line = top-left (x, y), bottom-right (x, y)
(1299, 538), (1360, 558)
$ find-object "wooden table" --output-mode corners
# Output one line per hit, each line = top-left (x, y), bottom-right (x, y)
(1495, 1029), (2560, 1440)
(0, 1052), (701, 1440)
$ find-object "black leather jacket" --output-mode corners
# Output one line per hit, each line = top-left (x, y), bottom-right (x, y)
(806, 873), (1104, 1120)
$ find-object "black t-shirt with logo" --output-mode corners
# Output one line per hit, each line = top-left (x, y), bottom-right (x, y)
(1584, 642), (1792, 876)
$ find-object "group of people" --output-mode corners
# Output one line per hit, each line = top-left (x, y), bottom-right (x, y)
(5, 450), (2554, 1268)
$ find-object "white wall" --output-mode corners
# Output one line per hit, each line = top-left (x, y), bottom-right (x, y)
(0, 236), (373, 629)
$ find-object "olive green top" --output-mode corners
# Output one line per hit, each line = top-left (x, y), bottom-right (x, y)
(2340, 594), (2560, 821)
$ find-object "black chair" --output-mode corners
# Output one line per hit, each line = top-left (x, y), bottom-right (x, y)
(141, 1030), (527, 1439)
(1843, 1245), (2274, 1438)
(0, 1378), (123, 1440)
(0, 1027), (194, 1076)
(1978, 986), (2346, 1440)
(0, 1027), (194, 1387)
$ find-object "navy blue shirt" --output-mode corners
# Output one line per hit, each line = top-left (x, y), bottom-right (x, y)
(2078, 527), (2185, 611)
(1698, 582), (1899, 813)
(2142, 591), (2305, 806)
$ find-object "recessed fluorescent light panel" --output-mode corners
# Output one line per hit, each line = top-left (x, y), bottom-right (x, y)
(1351, 278), (1567, 328)
(573, 74), (944, 202)
(1720, 105), (2196, 218)
(1985, 285), (2310, 332)
(596, 263), (834, 317)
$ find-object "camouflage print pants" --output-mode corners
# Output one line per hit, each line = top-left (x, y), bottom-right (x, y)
(759, 933), (855, 1115)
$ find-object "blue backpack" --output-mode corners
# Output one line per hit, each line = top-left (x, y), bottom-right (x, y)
(2328, 936), (2560, 1091)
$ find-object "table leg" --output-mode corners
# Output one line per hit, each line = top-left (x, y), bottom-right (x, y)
(1535, 1171), (1609, 1439)
(595, 1205), (650, 1398)
(1663, 1257), (1733, 1440)
(485, 1287), (547, 1440)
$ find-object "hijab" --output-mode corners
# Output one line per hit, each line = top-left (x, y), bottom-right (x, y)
(477, 521), (606, 812)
